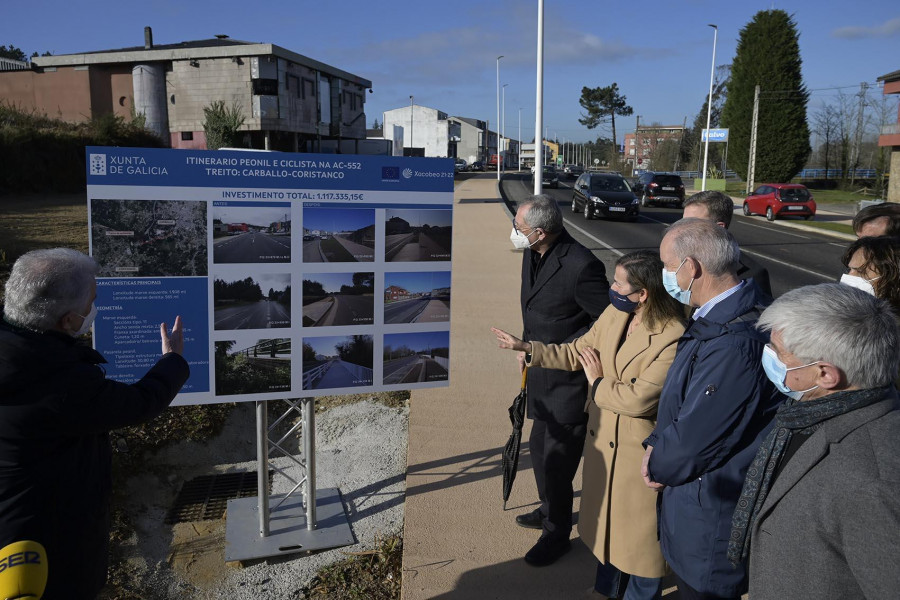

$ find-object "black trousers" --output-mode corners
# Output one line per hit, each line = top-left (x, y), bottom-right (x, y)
(529, 417), (587, 540)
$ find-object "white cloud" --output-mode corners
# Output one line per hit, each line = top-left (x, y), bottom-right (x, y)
(832, 17), (900, 39)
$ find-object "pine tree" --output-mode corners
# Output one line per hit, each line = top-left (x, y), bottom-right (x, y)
(720, 10), (810, 182)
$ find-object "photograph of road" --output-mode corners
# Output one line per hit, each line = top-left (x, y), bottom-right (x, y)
(214, 338), (291, 395)
(385, 209), (452, 262)
(91, 199), (208, 276)
(213, 273), (291, 330)
(302, 207), (375, 262)
(213, 204), (291, 263)
(383, 331), (449, 384)
(302, 272), (374, 327)
(302, 335), (373, 390)
(384, 271), (451, 324)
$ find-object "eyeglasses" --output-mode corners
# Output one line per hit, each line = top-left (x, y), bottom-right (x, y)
(513, 218), (538, 236)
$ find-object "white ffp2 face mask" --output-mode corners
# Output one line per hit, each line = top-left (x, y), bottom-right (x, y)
(510, 227), (539, 250)
(839, 273), (878, 296)
(72, 303), (98, 337)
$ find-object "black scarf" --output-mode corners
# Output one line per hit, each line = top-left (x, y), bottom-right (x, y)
(727, 386), (890, 566)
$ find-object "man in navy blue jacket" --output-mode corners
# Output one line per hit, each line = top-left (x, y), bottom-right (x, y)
(641, 219), (783, 600)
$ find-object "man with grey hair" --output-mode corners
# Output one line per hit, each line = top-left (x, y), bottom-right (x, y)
(510, 195), (609, 566)
(682, 190), (772, 298)
(0, 248), (189, 599)
(641, 218), (782, 599)
(729, 283), (900, 599)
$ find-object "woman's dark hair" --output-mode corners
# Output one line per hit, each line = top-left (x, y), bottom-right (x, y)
(842, 235), (900, 315)
(616, 249), (683, 331)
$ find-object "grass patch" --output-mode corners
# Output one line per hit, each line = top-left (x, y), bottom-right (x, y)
(793, 220), (855, 235)
(320, 236), (357, 262)
(304, 535), (402, 600)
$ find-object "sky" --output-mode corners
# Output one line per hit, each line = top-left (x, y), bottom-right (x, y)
(4, 0), (899, 144)
(303, 207), (374, 231)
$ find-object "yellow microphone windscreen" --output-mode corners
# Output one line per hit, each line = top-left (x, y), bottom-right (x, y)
(0, 541), (47, 600)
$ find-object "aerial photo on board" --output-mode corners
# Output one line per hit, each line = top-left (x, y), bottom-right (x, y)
(302, 334), (374, 390)
(383, 331), (450, 384)
(302, 207), (375, 263)
(385, 209), (452, 262)
(302, 272), (374, 326)
(214, 338), (291, 396)
(90, 199), (208, 276)
(384, 271), (451, 324)
(213, 272), (291, 330)
(213, 203), (291, 264)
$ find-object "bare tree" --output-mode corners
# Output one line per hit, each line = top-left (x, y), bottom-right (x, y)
(812, 103), (840, 179)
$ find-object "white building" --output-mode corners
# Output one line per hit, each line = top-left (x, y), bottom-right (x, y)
(383, 104), (461, 158)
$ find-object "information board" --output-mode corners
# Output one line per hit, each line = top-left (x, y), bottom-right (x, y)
(86, 147), (454, 405)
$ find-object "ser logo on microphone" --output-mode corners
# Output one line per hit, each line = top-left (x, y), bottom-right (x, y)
(0, 549), (42, 573)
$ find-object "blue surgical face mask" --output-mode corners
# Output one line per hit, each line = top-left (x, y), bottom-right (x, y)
(662, 258), (693, 305)
(608, 288), (640, 313)
(761, 344), (819, 400)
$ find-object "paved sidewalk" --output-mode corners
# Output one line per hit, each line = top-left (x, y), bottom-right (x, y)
(400, 176), (597, 599)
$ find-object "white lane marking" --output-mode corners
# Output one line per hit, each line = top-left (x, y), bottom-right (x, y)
(740, 248), (833, 281)
(581, 213), (833, 280)
(735, 218), (811, 239)
(562, 218), (624, 257)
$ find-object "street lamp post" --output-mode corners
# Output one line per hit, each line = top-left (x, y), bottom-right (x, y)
(518, 107), (522, 171)
(502, 83), (508, 171)
(701, 24), (718, 191)
(496, 55), (503, 181)
(409, 95), (414, 154)
(534, 0), (544, 194)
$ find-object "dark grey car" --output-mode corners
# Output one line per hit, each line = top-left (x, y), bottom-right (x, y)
(571, 172), (639, 220)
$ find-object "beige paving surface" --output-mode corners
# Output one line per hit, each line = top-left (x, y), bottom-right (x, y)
(400, 176), (597, 600)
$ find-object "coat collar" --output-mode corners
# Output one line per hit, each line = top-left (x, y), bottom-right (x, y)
(753, 391), (898, 528)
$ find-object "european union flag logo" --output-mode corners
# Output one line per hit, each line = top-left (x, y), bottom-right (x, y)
(382, 166), (400, 181)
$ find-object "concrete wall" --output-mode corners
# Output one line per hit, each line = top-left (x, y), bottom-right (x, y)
(0, 67), (93, 122)
(383, 105), (451, 157)
(167, 57), (253, 134)
(456, 119), (483, 164)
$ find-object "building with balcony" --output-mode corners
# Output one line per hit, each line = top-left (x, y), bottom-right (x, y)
(0, 27), (372, 152)
(877, 69), (900, 202)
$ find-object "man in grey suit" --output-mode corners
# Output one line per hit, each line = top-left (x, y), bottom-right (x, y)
(729, 283), (900, 599)
(511, 195), (609, 566)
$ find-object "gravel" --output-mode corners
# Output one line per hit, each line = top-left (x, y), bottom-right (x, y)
(109, 398), (409, 599)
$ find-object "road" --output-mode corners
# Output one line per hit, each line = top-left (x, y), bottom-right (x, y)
(383, 355), (449, 384)
(214, 299), (291, 330)
(305, 359), (373, 389)
(213, 232), (291, 263)
(303, 294), (374, 326)
(384, 297), (450, 324)
(503, 173), (846, 298)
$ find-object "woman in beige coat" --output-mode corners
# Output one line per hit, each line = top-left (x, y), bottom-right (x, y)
(493, 250), (684, 599)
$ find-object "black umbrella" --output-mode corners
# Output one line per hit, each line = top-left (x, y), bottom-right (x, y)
(501, 367), (528, 510)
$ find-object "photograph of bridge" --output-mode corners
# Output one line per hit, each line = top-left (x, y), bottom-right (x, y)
(385, 209), (452, 262)
(302, 207), (375, 263)
(384, 271), (451, 324)
(302, 334), (374, 390)
(302, 272), (374, 326)
(214, 338), (291, 396)
(212, 204), (291, 264)
(213, 272), (291, 330)
(383, 331), (449, 384)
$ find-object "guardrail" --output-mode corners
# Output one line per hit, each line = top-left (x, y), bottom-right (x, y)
(238, 338), (291, 358)
(302, 361), (331, 388)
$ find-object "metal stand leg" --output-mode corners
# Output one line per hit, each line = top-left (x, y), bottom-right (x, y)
(225, 398), (353, 562)
(256, 400), (270, 537)
(302, 398), (317, 530)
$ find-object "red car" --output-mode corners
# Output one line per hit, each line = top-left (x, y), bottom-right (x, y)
(742, 183), (816, 221)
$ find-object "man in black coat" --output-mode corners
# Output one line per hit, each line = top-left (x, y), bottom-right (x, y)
(511, 195), (609, 566)
(0, 248), (189, 599)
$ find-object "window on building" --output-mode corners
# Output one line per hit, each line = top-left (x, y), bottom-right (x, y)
(252, 78), (279, 96)
(181, 132), (194, 141)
